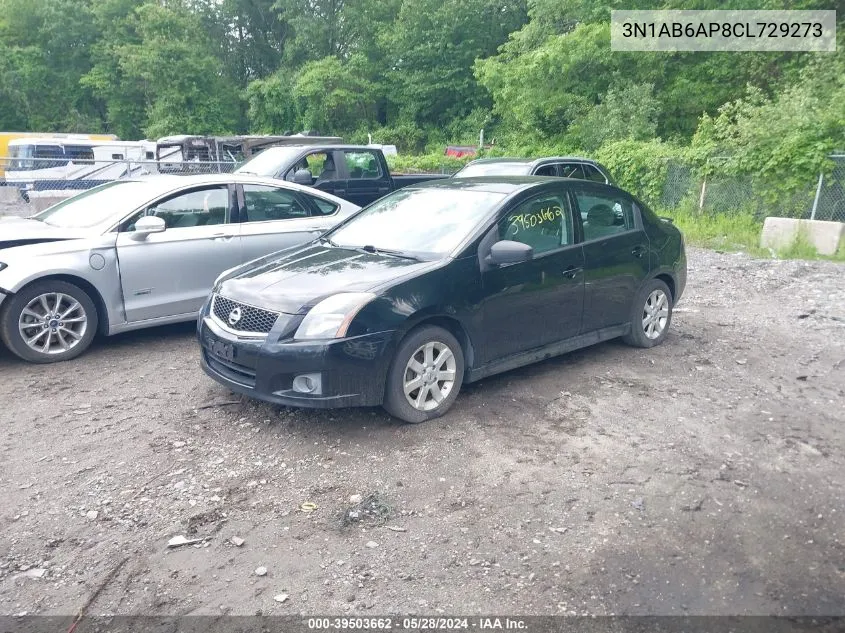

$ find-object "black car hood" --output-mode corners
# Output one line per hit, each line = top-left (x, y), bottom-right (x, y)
(218, 244), (439, 314)
(0, 217), (82, 249)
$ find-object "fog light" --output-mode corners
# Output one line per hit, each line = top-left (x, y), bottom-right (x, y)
(292, 373), (322, 395)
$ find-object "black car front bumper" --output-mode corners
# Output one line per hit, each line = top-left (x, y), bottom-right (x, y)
(199, 317), (397, 409)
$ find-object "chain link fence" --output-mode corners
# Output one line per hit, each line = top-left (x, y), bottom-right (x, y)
(660, 154), (845, 222)
(0, 157), (238, 215)
(812, 155), (845, 222)
(2, 153), (844, 223)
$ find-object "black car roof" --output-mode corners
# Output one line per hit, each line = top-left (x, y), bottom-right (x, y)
(465, 156), (602, 166)
(408, 175), (585, 194)
(261, 144), (376, 152)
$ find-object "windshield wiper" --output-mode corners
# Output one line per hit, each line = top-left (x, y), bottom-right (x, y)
(359, 245), (422, 261)
(319, 236), (337, 246)
(238, 170), (257, 175)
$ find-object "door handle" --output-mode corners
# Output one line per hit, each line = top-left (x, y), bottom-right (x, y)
(210, 232), (235, 241)
(562, 266), (581, 279)
(632, 246), (647, 258)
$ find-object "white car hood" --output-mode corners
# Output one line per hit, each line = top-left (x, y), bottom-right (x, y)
(0, 217), (93, 250)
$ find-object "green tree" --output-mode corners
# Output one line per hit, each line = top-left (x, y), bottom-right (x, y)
(384, 0), (528, 129)
(82, 0), (147, 139)
(0, 0), (102, 131)
(476, 22), (616, 143)
(570, 83), (660, 151)
(113, 2), (241, 137)
(691, 56), (845, 188)
(292, 55), (378, 132)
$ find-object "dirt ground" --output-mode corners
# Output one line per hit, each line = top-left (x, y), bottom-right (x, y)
(1, 247), (843, 617)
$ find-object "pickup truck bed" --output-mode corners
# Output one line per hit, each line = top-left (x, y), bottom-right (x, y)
(391, 173), (446, 188)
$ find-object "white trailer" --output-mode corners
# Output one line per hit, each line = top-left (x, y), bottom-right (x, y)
(4, 137), (157, 201)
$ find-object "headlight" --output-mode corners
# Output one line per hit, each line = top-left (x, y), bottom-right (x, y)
(294, 293), (376, 340)
(0, 263), (7, 273)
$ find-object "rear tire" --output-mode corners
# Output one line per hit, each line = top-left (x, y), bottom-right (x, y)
(0, 280), (99, 363)
(383, 325), (465, 424)
(622, 279), (673, 348)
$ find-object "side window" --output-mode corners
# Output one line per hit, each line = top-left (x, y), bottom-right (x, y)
(34, 145), (65, 169)
(534, 164), (557, 177)
(560, 163), (585, 180)
(140, 186), (229, 230)
(499, 193), (574, 256)
(344, 151), (382, 179)
(284, 152), (333, 182)
(583, 164), (607, 183)
(242, 185), (309, 222)
(65, 146), (95, 163)
(574, 189), (635, 241)
(308, 195), (339, 217)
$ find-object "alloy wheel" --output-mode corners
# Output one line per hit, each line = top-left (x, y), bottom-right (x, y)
(18, 292), (88, 355)
(402, 341), (457, 411)
(642, 289), (669, 340)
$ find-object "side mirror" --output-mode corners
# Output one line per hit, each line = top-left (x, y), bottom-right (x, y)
(487, 240), (533, 265)
(293, 168), (314, 186)
(130, 215), (166, 240)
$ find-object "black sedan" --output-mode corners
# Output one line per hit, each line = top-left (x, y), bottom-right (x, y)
(198, 177), (686, 423)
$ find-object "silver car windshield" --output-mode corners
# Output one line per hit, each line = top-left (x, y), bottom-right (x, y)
(454, 162), (532, 177)
(235, 147), (304, 177)
(328, 188), (506, 258)
(33, 181), (153, 229)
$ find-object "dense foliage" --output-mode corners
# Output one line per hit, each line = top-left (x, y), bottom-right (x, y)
(0, 0), (842, 203)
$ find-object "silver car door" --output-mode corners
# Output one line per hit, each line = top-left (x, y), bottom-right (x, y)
(115, 185), (241, 322)
(236, 184), (330, 262)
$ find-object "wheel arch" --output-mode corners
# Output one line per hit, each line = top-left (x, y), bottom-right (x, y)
(397, 313), (475, 370)
(653, 272), (676, 301)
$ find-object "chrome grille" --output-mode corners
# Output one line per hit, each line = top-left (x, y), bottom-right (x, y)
(212, 295), (279, 335)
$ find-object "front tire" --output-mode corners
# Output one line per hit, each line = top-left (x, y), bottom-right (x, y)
(383, 325), (465, 424)
(0, 280), (99, 363)
(622, 279), (673, 348)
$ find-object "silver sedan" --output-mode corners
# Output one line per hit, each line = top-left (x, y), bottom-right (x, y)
(0, 174), (360, 363)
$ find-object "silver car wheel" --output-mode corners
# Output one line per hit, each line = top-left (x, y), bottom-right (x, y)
(18, 292), (88, 355)
(403, 341), (457, 412)
(642, 289), (669, 340)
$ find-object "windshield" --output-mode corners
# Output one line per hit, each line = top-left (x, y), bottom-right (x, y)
(454, 162), (532, 178)
(33, 181), (154, 229)
(7, 143), (67, 171)
(235, 147), (304, 176)
(327, 187), (506, 258)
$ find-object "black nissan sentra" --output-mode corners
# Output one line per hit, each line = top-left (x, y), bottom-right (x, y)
(198, 177), (686, 423)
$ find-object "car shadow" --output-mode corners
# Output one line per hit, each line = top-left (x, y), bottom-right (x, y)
(90, 321), (198, 351)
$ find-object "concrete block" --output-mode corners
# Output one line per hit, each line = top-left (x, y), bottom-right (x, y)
(0, 186), (21, 203)
(28, 196), (66, 213)
(760, 217), (845, 256)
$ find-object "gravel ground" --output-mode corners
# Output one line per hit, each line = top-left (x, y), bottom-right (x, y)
(1, 247), (843, 617)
